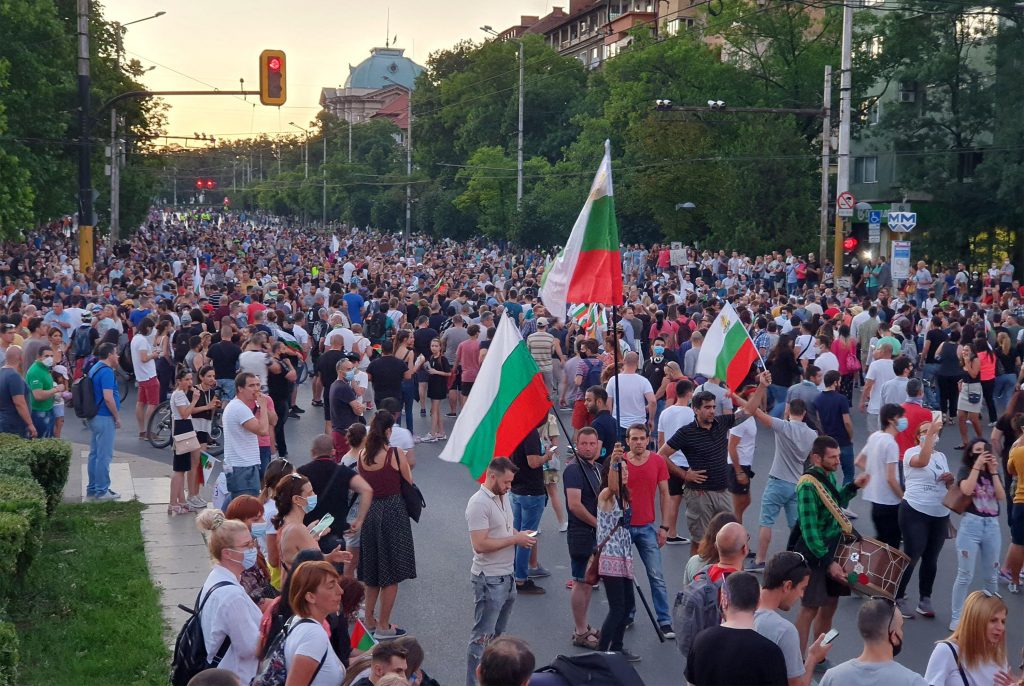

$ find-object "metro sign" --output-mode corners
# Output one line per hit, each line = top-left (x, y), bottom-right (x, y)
(887, 211), (917, 233)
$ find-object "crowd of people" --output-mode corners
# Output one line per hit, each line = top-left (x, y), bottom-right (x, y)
(7, 208), (1024, 685)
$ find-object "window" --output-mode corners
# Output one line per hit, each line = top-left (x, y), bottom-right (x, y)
(854, 156), (878, 184)
(867, 100), (880, 125)
(959, 150), (984, 179)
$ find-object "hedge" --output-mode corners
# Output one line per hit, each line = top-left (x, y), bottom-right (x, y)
(1, 439), (72, 515)
(0, 477), (46, 580)
(0, 620), (16, 686)
(0, 456), (32, 482)
(0, 513), (29, 602)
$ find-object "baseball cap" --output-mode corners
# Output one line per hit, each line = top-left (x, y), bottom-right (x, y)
(0, 323), (15, 333)
(536, 317), (548, 327)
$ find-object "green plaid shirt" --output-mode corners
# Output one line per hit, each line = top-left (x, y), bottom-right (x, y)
(796, 467), (859, 560)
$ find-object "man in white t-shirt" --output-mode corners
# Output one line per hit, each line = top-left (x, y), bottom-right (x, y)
(658, 379), (695, 545)
(130, 317), (160, 439)
(728, 414), (758, 526)
(222, 372), (270, 504)
(794, 321), (818, 369)
(860, 343), (896, 432)
(605, 351), (655, 441)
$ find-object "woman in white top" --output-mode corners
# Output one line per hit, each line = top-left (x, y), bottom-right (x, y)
(170, 368), (202, 515)
(341, 422), (368, 579)
(283, 560), (346, 686)
(194, 510), (263, 683)
(855, 403), (906, 549)
(924, 590), (1013, 686)
(896, 419), (953, 620)
(259, 458), (295, 589)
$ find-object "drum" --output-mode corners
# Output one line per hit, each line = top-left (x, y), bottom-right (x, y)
(834, 535), (910, 599)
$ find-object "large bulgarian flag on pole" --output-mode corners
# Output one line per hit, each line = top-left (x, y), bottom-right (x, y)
(539, 140), (623, 313)
(439, 315), (552, 480)
(695, 302), (761, 391)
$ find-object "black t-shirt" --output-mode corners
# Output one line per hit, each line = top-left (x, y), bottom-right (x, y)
(591, 410), (618, 462)
(511, 429), (545, 496)
(685, 626), (788, 686)
(815, 390), (851, 447)
(413, 327), (438, 359)
(366, 355), (407, 403)
(207, 340), (241, 379)
(298, 458), (356, 530)
(317, 349), (345, 390)
(329, 379), (362, 433)
(562, 459), (600, 553)
(667, 414), (738, 492)
(925, 329), (947, 363)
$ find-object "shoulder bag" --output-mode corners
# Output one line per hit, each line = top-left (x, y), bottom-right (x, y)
(583, 517), (622, 586)
(942, 481), (973, 515)
(942, 641), (969, 686)
(394, 447), (425, 523)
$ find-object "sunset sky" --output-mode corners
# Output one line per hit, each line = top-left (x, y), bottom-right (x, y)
(103, 0), (551, 144)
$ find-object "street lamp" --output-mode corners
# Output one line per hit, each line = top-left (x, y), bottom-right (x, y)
(481, 25), (524, 208)
(288, 121), (309, 179)
(108, 10), (166, 249)
(382, 76), (412, 254)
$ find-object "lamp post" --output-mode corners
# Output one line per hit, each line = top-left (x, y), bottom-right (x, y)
(382, 76), (412, 254)
(481, 25), (524, 208)
(109, 10), (165, 251)
(288, 122), (309, 179)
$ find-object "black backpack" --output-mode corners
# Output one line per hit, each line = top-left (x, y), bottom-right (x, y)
(534, 652), (644, 686)
(581, 358), (604, 390)
(169, 581), (234, 686)
(72, 363), (101, 419)
(72, 325), (93, 359)
(364, 313), (387, 344)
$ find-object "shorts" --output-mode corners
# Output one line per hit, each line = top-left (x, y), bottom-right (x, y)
(668, 473), (685, 497)
(543, 469), (560, 485)
(196, 431), (211, 444)
(343, 527), (361, 550)
(332, 430), (350, 462)
(570, 553), (590, 582)
(415, 366), (430, 383)
(759, 476), (799, 528)
(53, 404), (65, 419)
(1011, 504), (1024, 546)
(683, 488), (732, 543)
(137, 377), (160, 405)
(727, 466), (755, 495)
(802, 563), (851, 608)
(172, 419), (196, 473)
(461, 381), (474, 396)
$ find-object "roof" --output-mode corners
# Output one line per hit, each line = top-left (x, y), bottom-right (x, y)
(344, 47), (424, 90)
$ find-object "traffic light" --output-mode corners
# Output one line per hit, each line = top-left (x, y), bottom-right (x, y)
(843, 236), (859, 253)
(205, 179), (216, 189)
(259, 49), (287, 106)
(195, 179), (203, 189)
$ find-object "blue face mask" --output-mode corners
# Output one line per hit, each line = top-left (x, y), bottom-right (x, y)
(241, 547), (258, 570)
(653, 346), (665, 356)
(895, 417), (909, 432)
(303, 494), (318, 514)
(251, 522), (267, 538)
(344, 370), (355, 382)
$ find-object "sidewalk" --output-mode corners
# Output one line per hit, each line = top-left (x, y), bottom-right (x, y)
(64, 443), (212, 644)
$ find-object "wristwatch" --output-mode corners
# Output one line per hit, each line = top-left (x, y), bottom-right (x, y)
(659, 525), (669, 532)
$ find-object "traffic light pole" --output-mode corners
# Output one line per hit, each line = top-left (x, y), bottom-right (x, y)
(77, 0), (94, 272)
(834, 0), (854, 283)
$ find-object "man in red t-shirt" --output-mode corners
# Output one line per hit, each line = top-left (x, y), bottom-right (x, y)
(621, 423), (675, 637)
(897, 379), (933, 466)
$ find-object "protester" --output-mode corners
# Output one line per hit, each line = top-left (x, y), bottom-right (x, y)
(683, 511), (739, 586)
(222, 372), (271, 503)
(856, 403), (906, 549)
(924, 590), (1014, 685)
(281, 560), (347, 686)
(170, 367), (203, 515)
(596, 441), (638, 661)
(221, 496), (277, 606)
(86, 342), (119, 499)
(819, 598), (925, 685)
(562, 427), (601, 649)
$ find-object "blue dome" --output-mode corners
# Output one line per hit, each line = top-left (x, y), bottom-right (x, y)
(344, 47), (424, 90)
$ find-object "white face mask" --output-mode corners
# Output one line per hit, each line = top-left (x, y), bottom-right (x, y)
(42, 357), (55, 368)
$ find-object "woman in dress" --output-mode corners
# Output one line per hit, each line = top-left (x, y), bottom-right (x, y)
(187, 365), (221, 509)
(596, 443), (639, 662)
(950, 439), (1006, 631)
(830, 324), (859, 402)
(896, 419), (952, 620)
(169, 368), (202, 515)
(925, 590), (1013, 685)
(423, 338), (451, 442)
(957, 339), (984, 449)
(358, 410), (417, 640)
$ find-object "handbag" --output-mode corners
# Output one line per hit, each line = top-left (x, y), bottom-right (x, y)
(942, 482), (972, 514)
(394, 448), (425, 523)
(843, 341), (861, 372)
(583, 519), (622, 586)
(173, 429), (201, 454)
(942, 641), (969, 686)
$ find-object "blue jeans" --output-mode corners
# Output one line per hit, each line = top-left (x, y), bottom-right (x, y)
(466, 572), (517, 686)
(923, 363), (941, 410)
(87, 415), (116, 496)
(400, 379), (416, 429)
(224, 464), (261, 508)
(994, 373), (1018, 415)
(839, 444), (855, 487)
(511, 493), (546, 582)
(627, 524), (671, 626)
(216, 378), (236, 401)
(951, 513), (1001, 628)
(31, 409), (55, 438)
(259, 446), (272, 481)
(767, 384), (787, 418)
(916, 288), (929, 306)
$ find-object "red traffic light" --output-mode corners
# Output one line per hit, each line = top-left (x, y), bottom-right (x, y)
(843, 237), (859, 252)
(195, 179), (203, 189)
(205, 179), (216, 189)
(268, 56), (281, 72)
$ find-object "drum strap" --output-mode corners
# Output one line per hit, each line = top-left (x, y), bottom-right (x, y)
(797, 474), (853, 536)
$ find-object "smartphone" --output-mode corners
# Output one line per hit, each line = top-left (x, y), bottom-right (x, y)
(821, 628), (839, 646)
(525, 531), (538, 538)
(932, 410), (943, 425)
(309, 513), (334, 536)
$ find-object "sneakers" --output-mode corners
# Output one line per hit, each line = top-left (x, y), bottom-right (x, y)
(617, 649), (641, 663)
(290, 405), (305, 414)
(528, 565), (551, 578)
(516, 579), (546, 595)
(94, 490), (119, 502)
(841, 507), (859, 520)
(311, 399), (324, 407)
(666, 536), (690, 545)
(558, 521), (569, 533)
(659, 624), (676, 639)
(373, 627), (407, 640)
(419, 433), (437, 443)
(1010, 584), (1020, 594)
(896, 597), (915, 619)
(187, 495), (208, 509)
(420, 408), (427, 417)
(916, 596), (935, 618)
(746, 560), (766, 573)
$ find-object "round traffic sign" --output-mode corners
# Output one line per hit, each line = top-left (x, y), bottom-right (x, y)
(837, 191), (855, 210)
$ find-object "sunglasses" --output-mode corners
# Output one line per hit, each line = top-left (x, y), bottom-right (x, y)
(980, 589), (1003, 600)
(778, 551), (808, 579)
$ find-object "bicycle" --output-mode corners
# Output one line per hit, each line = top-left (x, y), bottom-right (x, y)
(147, 394), (224, 454)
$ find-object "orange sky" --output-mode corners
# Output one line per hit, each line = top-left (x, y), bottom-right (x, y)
(103, 0), (551, 144)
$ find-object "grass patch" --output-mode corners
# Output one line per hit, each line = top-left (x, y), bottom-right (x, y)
(11, 502), (169, 685)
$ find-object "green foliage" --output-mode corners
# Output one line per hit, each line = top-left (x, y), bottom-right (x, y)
(0, 513), (29, 601)
(0, 475), (47, 579)
(0, 619), (18, 686)
(10, 439), (72, 515)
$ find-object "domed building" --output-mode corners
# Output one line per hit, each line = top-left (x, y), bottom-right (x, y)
(320, 47), (425, 134)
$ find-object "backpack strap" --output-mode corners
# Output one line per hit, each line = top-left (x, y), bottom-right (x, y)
(196, 581), (235, 666)
(942, 641), (969, 686)
(797, 473), (853, 535)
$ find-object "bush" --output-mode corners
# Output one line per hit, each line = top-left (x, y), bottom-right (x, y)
(0, 619), (17, 686)
(0, 476), (46, 579)
(0, 455), (32, 481)
(9, 439), (72, 514)
(0, 513), (28, 601)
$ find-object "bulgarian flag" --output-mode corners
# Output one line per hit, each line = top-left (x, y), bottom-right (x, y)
(439, 315), (552, 480)
(539, 140), (623, 314)
(350, 619), (376, 651)
(193, 257), (205, 298)
(276, 326), (305, 360)
(695, 302), (761, 391)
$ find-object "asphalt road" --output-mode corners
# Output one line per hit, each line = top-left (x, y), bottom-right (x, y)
(63, 382), (1024, 685)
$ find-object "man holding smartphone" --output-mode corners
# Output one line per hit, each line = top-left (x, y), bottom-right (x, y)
(222, 371), (270, 505)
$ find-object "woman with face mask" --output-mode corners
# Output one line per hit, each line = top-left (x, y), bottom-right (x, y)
(274, 473), (351, 576)
(895, 419), (953, 621)
(855, 403), (907, 551)
(192, 510), (264, 684)
(224, 495), (279, 609)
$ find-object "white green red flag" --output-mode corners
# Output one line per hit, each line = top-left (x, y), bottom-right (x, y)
(350, 619), (376, 651)
(695, 302), (761, 391)
(275, 326), (305, 360)
(539, 140), (623, 314)
(439, 315), (552, 480)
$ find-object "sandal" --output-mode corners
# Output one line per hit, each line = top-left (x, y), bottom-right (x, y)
(572, 626), (600, 649)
